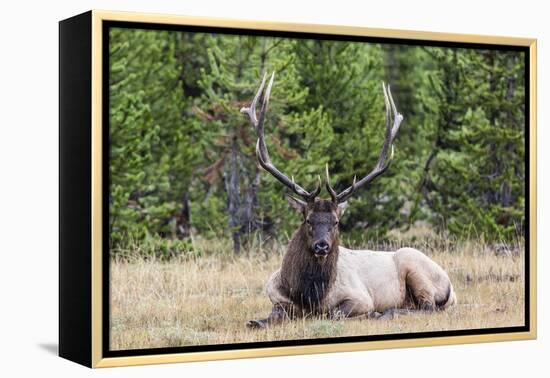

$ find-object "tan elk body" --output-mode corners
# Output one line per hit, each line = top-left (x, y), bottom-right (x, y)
(241, 73), (456, 327)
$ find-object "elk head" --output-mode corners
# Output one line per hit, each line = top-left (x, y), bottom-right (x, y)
(241, 72), (403, 258)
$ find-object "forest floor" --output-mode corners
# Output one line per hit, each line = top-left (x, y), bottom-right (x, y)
(109, 232), (525, 351)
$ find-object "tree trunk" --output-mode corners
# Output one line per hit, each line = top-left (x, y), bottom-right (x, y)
(225, 137), (242, 253)
(242, 167), (261, 235)
(175, 193), (191, 239)
(501, 54), (517, 208)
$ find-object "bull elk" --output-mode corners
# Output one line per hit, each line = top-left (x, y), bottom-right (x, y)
(241, 72), (456, 328)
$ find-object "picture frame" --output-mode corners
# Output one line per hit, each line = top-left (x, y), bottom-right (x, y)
(59, 10), (537, 368)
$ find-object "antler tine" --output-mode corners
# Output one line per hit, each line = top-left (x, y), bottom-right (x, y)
(325, 163), (338, 203)
(243, 72), (320, 202)
(374, 82), (394, 170)
(334, 175), (357, 202)
(240, 72), (267, 128)
(306, 176), (322, 202)
(387, 84), (404, 140)
(255, 72), (277, 173)
(336, 82), (403, 203)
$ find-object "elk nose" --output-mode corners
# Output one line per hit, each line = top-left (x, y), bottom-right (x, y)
(314, 241), (329, 254)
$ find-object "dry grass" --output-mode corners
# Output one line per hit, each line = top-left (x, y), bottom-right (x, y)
(109, 235), (525, 350)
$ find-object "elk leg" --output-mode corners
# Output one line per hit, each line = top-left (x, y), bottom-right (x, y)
(246, 303), (292, 329)
(330, 300), (416, 321)
(369, 308), (416, 320)
(405, 271), (437, 311)
(329, 300), (371, 320)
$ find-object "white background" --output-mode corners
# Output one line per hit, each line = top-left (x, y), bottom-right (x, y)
(0, 0), (547, 376)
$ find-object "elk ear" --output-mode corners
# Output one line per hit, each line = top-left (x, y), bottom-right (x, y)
(337, 201), (348, 217)
(286, 195), (307, 214)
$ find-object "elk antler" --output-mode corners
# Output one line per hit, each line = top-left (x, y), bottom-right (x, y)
(326, 82), (403, 203)
(241, 72), (321, 202)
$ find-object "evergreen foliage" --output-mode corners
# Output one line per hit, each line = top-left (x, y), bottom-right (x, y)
(108, 28), (526, 254)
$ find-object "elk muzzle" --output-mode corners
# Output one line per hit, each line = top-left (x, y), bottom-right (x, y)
(313, 240), (331, 256)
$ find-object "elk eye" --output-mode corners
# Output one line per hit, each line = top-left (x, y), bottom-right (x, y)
(306, 219), (311, 225)
(334, 221), (339, 227)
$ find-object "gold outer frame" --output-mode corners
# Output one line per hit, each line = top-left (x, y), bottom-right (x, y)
(90, 9), (537, 368)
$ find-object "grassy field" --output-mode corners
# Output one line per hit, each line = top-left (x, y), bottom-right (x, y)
(109, 233), (525, 350)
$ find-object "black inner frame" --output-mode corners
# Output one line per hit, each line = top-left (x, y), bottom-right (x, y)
(102, 20), (531, 358)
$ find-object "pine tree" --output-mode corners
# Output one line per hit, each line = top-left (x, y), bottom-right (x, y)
(416, 47), (525, 240)
(293, 40), (412, 239)
(108, 28), (202, 247)
(195, 34), (309, 251)
(107, 28), (527, 255)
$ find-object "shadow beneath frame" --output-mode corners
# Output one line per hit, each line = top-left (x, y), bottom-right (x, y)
(38, 343), (58, 355)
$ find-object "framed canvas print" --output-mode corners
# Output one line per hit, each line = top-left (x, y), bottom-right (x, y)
(59, 10), (537, 368)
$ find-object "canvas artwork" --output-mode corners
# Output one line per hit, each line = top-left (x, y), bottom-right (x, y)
(106, 25), (528, 353)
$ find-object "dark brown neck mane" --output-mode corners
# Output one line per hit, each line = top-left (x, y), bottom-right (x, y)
(279, 224), (339, 314)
